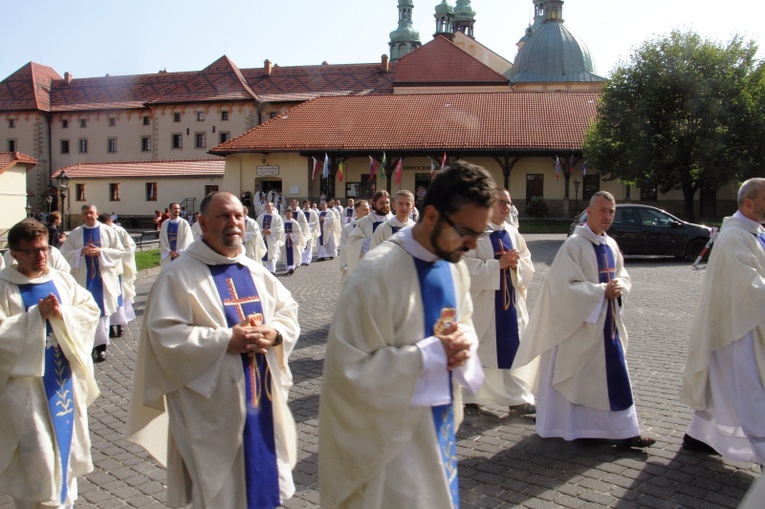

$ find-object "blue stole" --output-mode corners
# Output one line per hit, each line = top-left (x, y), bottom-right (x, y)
(284, 221), (294, 266)
(19, 281), (73, 504)
(209, 263), (280, 509)
(83, 226), (105, 316)
(412, 257), (460, 509)
(261, 215), (272, 262)
(371, 219), (384, 233)
(167, 221), (179, 254)
(390, 225), (402, 235)
(318, 212), (327, 245)
(345, 207), (353, 223)
(592, 243), (633, 411)
(489, 230), (520, 368)
(756, 232), (765, 251)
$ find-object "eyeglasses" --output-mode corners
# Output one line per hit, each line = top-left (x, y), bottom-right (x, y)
(497, 199), (513, 207)
(438, 210), (487, 240)
(13, 246), (52, 257)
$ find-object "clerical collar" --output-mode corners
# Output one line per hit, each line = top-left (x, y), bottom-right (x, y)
(83, 223), (100, 229)
(168, 217), (181, 223)
(733, 211), (765, 233)
(396, 227), (440, 263)
(577, 223), (608, 245)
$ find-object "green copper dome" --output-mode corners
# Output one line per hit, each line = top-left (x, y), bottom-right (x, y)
(510, 0), (603, 83)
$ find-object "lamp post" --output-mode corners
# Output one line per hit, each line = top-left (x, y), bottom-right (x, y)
(573, 178), (581, 217)
(55, 170), (70, 231)
(25, 204), (32, 218)
(46, 195), (53, 214)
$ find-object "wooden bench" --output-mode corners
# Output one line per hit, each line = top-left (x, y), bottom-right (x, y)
(134, 230), (160, 251)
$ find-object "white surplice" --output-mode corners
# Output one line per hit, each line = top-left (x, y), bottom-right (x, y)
(0, 267), (100, 506)
(319, 228), (482, 509)
(159, 218), (194, 268)
(125, 239), (299, 508)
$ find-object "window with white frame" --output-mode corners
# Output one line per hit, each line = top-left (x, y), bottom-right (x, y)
(146, 182), (157, 201)
(79, 139), (88, 153)
(109, 183), (121, 201)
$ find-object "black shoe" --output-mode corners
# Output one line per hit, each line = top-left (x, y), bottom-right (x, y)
(92, 345), (107, 363)
(682, 434), (717, 453)
(615, 435), (656, 449)
(464, 403), (481, 416)
(115, 325), (124, 337)
(109, 326), (116, 338)
(288, 268), (295, 275)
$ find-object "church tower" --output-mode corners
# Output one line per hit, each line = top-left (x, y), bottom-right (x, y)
(389, 0), (422, 61)
(434, 0), (454, 38)
(452, 0), (476, 39)
(517, 0), (546, 50)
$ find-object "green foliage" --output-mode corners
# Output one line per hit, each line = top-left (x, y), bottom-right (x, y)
(135, 249), (160, 271)
(525, 196), (549, 218)
(583, 30), (765, 220)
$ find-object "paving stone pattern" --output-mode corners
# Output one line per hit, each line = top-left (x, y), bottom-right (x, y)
(1, 234), (759, 508)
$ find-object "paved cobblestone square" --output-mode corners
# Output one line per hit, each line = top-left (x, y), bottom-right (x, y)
(2, 234), (759, 508)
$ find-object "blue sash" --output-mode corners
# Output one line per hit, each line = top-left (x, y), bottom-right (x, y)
(756, 232), (765, 251)
(83, 226), (105, 316)
(318, 212), (326, 246)
(412, 257), (460, 509)
(489, 230), (520, 368)
(371, 219), (384, 233)
(209, 264), (280, 508)
(261, 215), (272, 262)
(285, 221), (294, 266)
(592, 243), (633, 411)
(19, 281), (73, 504)
(167, 221), (179, 254)
(390, 225), (402, 235)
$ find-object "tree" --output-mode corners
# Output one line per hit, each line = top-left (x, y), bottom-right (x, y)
(583, 30), (765, 220)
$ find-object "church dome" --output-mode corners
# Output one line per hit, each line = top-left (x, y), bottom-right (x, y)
(390, 24), (420, 42)
(453, 0), (476, 20)
(435, 0), (453, 15)
(510, 1), (603, 83)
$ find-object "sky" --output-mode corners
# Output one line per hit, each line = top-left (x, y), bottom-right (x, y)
(1, 0), (762, 81)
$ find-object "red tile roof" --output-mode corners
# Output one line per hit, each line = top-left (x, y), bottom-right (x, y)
(147, 56), (259, 105)
(240, 62), (396, 102)
(394, 36), (509, 87)
(50, 70), (196, 112)
(0, 62), (61, 111)
(0, 151), (38, 174)
(52, 159), (224, 179)
(211, 91), (598, 154)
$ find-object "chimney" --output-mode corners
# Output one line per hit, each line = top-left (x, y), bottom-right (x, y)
(381, 54), (390, 73)
(264, 59), (272, 76)
(64, 72), (72, 84)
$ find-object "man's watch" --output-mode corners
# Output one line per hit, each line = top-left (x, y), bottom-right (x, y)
(273, 330), (283, 346)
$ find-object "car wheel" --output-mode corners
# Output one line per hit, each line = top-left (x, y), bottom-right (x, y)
(686, 239), (709, 262)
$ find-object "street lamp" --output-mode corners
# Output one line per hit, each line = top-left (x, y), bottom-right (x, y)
(55, 169), (70, 231)
(25, 204), (32, 218)
(46, 195), (53, 214)
(573, 178), (581, 217)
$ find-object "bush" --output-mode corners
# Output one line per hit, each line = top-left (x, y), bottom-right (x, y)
(526, 196), (549, 218)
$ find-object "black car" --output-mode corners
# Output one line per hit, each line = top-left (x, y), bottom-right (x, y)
(569, 204), (713, 260)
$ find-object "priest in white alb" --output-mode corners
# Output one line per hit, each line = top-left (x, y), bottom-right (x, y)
(0, 219), (101, 508)
(320, 163), (494, 508)
(512, 191), (655, 448)
(126, 192), (299, 509)
(256, 201), (284, 273)
(369, 190), (416, 251)
(680, 177), (765, 464)
(159, 202), (193, 268)
(462, 188), (536, 415)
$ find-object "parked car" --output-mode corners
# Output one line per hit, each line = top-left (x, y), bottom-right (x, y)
(569, 204), (713, 260)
